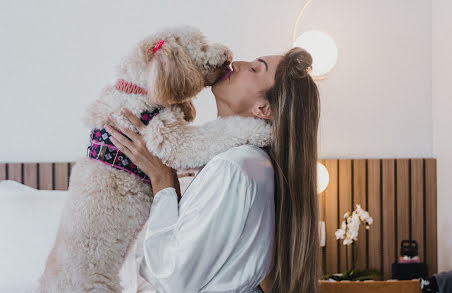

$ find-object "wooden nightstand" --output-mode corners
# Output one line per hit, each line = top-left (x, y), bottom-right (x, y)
(319, 279), (422, 293)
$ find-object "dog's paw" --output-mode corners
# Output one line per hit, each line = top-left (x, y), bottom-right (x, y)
(246, 118), (273, 147)
(141, 105), (187, 161)
(157, 105), (187, 125)
(220, 116), (273, 147)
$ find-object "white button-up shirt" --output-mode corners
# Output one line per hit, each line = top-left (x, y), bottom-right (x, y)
(122, 144), (275, 293)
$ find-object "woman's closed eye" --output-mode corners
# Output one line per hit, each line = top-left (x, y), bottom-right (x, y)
(250, 59), (266, 73)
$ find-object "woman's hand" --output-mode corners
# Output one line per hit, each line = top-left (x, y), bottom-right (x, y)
(104, 108), (181, 200)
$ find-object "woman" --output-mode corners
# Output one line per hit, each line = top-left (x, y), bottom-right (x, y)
(105, 47), (321, 293)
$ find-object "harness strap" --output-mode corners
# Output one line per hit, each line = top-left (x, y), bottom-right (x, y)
(87, 108), (160, 184)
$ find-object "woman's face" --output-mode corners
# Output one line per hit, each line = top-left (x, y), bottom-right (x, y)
(211, 55), (283, 120)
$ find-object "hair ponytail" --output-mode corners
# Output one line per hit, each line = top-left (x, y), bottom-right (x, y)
(264, 47), (321, 293)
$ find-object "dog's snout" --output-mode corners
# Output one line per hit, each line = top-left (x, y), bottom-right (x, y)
(223, 60), (231, 66)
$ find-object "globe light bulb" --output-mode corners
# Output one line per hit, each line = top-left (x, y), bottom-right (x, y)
(317, 162), (329, 194)
(293, 30), (338, 77)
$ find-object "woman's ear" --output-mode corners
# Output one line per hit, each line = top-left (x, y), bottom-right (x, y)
(252, 102), (273, 120)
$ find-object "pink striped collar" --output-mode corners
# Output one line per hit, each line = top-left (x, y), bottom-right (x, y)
(115, 79), (148, 95)
(114, 40), (164, 96)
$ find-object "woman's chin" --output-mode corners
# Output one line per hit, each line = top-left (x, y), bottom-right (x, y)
(211, 84), (225, 106)
(211, 81), (221, 95)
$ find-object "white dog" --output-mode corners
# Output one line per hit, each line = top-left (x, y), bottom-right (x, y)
(37, 25), (272, 293)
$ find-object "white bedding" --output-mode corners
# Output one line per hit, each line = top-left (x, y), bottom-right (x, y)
(0, 177), (195, 293)
(0, 180), (68, 292)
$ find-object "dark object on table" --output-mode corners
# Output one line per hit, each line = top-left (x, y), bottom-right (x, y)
(399, 240), (420, 263)
(392, 263), (428, 280)
(420, 275), (439, 293)
(392, 240), (428, 280)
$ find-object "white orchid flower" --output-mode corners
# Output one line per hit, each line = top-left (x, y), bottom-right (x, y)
(335, 203), (373, 246)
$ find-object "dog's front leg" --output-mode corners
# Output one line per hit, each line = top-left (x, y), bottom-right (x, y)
(141, 105), (273, 170)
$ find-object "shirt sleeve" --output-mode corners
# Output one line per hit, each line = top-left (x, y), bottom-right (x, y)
(138, 157), (255, 293)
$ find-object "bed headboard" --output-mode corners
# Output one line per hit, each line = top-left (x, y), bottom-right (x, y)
(0, 158), (438, 279)
(0, 162), (75, 190)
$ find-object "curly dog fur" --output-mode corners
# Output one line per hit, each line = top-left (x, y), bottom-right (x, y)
(37, 25), (272, 293)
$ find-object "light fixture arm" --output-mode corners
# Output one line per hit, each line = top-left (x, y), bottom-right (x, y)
(291, 0), (313, 46)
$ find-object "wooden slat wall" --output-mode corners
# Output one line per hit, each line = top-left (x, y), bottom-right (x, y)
(0, 164), (6, 181)
(352, 160), (367, 271)
(397, 159), (410, 263)
(0, 162), (74, 190)
(424, 160), (438, 274)
(323, 159), (339, 275)
(368, 159), (382, 275)
(0, 158), (439, 280)
(318, 158), (438, 279)
(39, 163), (53, 190)
(382, 159), (396, 279)
(318, 160), (326, 275)
(411, 159), (425, 267)
(338, 160), (352, 272)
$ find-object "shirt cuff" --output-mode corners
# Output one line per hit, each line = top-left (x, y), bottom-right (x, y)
(146, 187), (179, 235)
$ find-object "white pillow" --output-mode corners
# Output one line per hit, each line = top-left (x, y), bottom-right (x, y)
(0, 181), (68, 293)
(0, 178), (194, 293)
(0, 180), (39, 192)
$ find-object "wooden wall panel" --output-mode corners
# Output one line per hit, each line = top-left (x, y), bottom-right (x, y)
(8, 163), (22, 183)
(382, 159), (396, 279)
(396, 160), (410, 252)
(39, 163), (53, 190)
(24, 163), (38, 189)
(319, 159), (327, 275)
(54, 163), (69, 190)
(0, 163), (6, 180)
(367, 159), (382, 273)
(338, 160), (352, 272)
(69, 162), (77, 179)
(324, 160), (339, 275)
(411, 159), (424, 263)
(425, 159), (438, 274)
(1, 158), (438, 279)
(352, 160), (367, 270)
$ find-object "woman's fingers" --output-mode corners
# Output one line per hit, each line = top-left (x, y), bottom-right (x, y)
(108, 115), (141, 142)
(104, 123), (134, 156)
(109, 135), (134, 160)
(104, 109), (149, 161)
(121, 108), (146, 134)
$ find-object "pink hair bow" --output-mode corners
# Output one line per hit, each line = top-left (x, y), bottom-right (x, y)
(152, 40), (164, 54)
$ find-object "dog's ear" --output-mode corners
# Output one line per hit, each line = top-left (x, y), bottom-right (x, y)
(176, 100), (196, 122)
(144, 41), (204, 107)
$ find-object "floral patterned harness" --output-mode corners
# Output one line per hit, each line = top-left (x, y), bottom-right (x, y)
(87, 79), (160, 184)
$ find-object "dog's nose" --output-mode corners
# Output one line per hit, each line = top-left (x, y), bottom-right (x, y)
(223, 60), (231, 66)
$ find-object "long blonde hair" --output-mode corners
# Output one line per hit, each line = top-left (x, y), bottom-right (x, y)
(264, 47), (321, 293)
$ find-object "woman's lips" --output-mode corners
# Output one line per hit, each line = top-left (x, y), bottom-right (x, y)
(219, 68), (232, 82)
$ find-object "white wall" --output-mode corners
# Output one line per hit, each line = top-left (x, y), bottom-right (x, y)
(432, 0), (452, 273)
(0, 0), (300, 162)
(0, 0), (433, 162)
(304, 0), (432, 159)
(0, 0), (448, 271)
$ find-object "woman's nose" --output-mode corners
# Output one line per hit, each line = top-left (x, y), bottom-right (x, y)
(231, 61), (238, 71)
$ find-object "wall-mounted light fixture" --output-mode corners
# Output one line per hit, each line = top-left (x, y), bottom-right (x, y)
(317, 161), (329, 247)
(291, 0), (338, 79)
(317, 161), (329, 194)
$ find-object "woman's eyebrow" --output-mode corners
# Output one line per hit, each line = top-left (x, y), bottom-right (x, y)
(257, 58), (268, 71)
